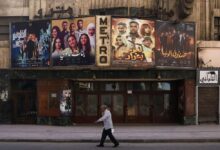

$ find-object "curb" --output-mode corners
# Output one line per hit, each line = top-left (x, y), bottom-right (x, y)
(1, 139), (220, 143)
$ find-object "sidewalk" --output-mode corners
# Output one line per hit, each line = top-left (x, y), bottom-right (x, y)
(0, 124), (220, 143)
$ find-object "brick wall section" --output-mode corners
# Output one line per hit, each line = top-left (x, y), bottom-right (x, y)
(185, 79), (196, 116)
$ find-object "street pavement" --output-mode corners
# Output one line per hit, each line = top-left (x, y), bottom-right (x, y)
(1, 142), (220, 150)
(0, 124), (220, 143)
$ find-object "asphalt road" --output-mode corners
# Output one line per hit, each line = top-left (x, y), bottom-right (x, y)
(1, 142), (220, 150)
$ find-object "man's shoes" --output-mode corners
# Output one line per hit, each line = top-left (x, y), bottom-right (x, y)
(113, 143), (119, 148)
(96, 144), (104, 147)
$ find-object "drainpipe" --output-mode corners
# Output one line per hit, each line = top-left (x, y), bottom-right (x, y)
(205, 0), (210, 40)
(127, 0), (130, 16)
(219, 86), (220, 124)
(196, 86), (198, 125)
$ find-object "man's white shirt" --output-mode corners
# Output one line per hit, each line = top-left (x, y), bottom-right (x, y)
(97, 109), (113, 130)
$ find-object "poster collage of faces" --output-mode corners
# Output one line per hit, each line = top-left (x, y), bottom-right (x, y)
(112, 18), (155, 67)
(11, 17), (195, 68)
(51, 17), (96, 66)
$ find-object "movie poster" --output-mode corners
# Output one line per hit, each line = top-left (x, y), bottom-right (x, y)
(11, 20), (51, 67)
(60, 89), (72, 115)
(155, 21), (195, 67)
(112, 18), (155, 67)
(51, 17), (96, 66)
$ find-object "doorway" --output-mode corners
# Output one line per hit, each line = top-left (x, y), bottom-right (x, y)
(198, 87), (219, 123)
(11, 80), (37, 124)
(72, 81), (179, 124)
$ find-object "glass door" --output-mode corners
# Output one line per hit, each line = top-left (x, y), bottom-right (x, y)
(126, 95), (138, 122)
(74, 94), (98, 123)
(138, 94), (151, 123)
(100, 94), (124, 123)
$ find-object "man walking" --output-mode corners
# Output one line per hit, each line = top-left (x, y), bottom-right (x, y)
(95, 105), (119, 148)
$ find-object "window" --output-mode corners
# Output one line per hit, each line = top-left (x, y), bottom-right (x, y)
(214, 17), (220, 40)
(100, 82), (124, 91)
(152, 82), (171, 91)
(127, 82), (149, 91)
(0, 17), (28, 41)
(75, 82), (98, 91)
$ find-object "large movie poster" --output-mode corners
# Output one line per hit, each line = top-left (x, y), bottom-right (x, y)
(51, 17), (95, 66)
(112, 18), (155, 67)
(11, 20), (51, 67)
(155, 21), (195, 67)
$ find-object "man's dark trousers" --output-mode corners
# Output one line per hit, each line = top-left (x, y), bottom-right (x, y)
(99, 128), (119, 145)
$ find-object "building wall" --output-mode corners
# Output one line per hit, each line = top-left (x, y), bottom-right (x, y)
(0, 0), (218, 125)
(0, 0), (29, 16)
(0, 0), (216, 38)
(0, 0), (210, 42)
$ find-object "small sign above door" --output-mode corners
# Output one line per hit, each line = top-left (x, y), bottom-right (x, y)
(197, 69), (219, 85)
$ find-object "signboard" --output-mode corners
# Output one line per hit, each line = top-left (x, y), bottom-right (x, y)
(199, 70), (219, 84)
(112, 18), (155, 67)
(51, 17), (96, 66)
(11, 20), (51, 67)
(96, 16), (111, 67)
(155, 21), (195, 67)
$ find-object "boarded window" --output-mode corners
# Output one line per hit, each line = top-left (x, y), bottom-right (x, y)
(0, 17), (28, 41)
(214, 17), (220, 40)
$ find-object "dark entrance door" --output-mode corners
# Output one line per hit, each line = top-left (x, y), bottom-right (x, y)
(11, 80), (37, 124)
(100, 94), (124, 123)
(198, 87), (219, 123)
(72, 81), (178, 124)
(125, 94), (151, 123)
(74, 94), (98, 123)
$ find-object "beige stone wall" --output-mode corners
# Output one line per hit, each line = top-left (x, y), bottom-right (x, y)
(28, 0), (157, 19)
(0, 0), (29, 16)
(0, 41), (10, 68)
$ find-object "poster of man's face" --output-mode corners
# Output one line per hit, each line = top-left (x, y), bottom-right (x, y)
(0, 88), (8, 102)
(112, 18), (155, 67)
(60, 89), (72, 115)
(51, 17), (96, 66)
(11, 20), (51, 68)
(155, 21), (195, 67)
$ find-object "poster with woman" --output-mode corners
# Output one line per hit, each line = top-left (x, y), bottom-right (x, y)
(112, 18), (155, 68)
(51, 17), (96, 66)
(11, 20), (51, 68)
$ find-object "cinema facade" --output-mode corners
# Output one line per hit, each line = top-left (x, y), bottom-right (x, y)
(0, 16), (196, 125)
